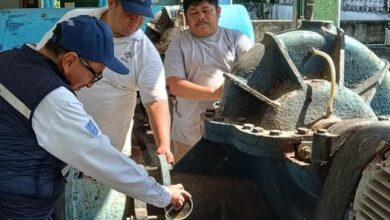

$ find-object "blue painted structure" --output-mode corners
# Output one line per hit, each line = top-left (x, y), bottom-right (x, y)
(0, 5), (254, 52)
(43, 0), (55, 8)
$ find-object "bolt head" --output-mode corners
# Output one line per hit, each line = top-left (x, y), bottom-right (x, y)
(243, 123), (254, 130)
(297, 127), (309, 135)
(270, 129), (282, 136)
(297, 142), (312, 160)
(252, 127), (264, 133)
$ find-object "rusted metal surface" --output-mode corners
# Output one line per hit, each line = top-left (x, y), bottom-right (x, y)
(174, 138), (319, 220)
(202, 113), (310, 159)
(371, 68), (390, 118)
(193, 20), (389, 219)
(64, 169), (128, 220)
(145, 6), (185, 55)
(220, 20), (382, 133)
(276, 21), (389, 110)
(325, 119), (376, 155)
(223, 73), (281, 108)
(261, 80), (376, 130)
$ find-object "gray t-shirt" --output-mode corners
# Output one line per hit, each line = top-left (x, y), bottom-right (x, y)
(164, 27), (253, 146)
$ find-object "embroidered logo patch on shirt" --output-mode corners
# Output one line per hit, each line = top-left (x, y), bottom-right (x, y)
(121, 51), (133, 63)
(85, 119), (99, 137)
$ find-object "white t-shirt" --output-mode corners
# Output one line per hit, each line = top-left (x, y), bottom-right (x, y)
(37, 8), (168, 154)
(164, 28), (253, 146)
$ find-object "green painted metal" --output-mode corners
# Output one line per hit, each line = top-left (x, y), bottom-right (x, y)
(313, 0), (341, 27)
(294, 0), (305, 19)
(65, 169), (127, 220)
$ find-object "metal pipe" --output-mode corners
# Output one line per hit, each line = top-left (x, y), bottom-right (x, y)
(311, 48), (337, 118)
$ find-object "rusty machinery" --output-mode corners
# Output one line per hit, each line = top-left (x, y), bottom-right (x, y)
(144, 6), (390, 219)
(1, 2), (389, 220)
(171, 23), (389, 220)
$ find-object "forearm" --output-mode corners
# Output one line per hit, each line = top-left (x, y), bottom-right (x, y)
(32, 88), (171, 207)
(167, 76), (222, 100)
(145, 100), (171, 149)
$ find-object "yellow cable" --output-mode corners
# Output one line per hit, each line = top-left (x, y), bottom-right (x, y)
(311, 48), (336, 118)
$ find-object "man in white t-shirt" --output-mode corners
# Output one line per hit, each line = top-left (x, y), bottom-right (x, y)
(164, 0), (253, 162)
(38, 0), (174, 163)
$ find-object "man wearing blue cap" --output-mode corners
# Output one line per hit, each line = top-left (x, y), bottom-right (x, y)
(38, 0), (174, 164)
(0, 15), (190, 219)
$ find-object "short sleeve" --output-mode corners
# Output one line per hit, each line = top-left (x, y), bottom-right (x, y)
(137, 38), (168, 104)
(164, 36), (187, 79)
(235, 32), (254, 59)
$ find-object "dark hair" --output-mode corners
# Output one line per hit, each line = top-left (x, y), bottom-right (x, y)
(44, 23), (70, 57)
(183, 0), (219, 14)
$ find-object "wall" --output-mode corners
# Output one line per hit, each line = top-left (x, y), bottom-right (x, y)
(252, 20), (389, 44)
(252, 20), (295, 42)
(341, 21), (389, 44)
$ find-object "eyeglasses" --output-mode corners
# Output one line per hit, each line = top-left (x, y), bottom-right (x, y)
(78, 56), (103, 83)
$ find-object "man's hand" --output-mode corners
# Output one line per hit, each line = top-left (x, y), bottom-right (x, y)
(157, 146), (174, 164)
(213, 84), (224, 99)
(167, 184), (191, 210)
(167, 76), (224, 100)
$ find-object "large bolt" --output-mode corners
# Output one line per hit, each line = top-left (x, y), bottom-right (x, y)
(270, 129), (282, 136)
(252, 127), (264, 133)
(297, 127), (310, 135)
(242, 123), (254, 130)
(297, 141), (312, 160)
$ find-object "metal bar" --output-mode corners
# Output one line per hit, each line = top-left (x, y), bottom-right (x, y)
(223, 73), (281, 108)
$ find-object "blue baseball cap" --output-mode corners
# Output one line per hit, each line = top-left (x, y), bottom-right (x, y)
(120, 0), (154, 18)
(52, 15), (129, 75)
